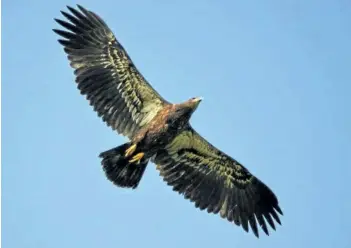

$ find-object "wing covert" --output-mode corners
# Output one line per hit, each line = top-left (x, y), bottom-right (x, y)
(153, 126), (283, 237)
(54, 5), (169, 139)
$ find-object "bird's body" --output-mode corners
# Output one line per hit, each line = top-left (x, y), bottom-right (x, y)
(54, 5), (283, 238)
(132, 102), (193, 149)
(131, 99), (202, 156)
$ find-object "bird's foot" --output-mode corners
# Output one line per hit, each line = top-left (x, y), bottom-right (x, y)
(125, 144), (137, 157)
(128, 152), (145, 164)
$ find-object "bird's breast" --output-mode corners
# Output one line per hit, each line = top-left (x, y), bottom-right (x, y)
(134, 106), (186, 156)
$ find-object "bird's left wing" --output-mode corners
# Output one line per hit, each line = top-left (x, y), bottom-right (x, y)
(153, 126), (283, 238)
(53, 5), (169, 139)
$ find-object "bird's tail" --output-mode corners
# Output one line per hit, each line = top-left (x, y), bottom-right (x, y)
(99, 143), (148, 189)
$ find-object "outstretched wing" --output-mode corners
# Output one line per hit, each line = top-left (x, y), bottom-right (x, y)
(54, 5), (169, 139)
(153, 126), (283, 238)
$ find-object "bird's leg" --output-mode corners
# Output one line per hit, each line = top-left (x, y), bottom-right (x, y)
(128, 152), (145, 164)
(125, 144), (137, 158)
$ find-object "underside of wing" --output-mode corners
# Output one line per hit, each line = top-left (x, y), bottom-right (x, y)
(53, 5), (169, 139)
(153, 126), (283, 238)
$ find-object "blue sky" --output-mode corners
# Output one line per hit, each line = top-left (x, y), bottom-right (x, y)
(3, 0), (351, 247)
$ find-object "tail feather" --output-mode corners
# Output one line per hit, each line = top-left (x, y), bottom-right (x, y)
(99, 143), (148, 189)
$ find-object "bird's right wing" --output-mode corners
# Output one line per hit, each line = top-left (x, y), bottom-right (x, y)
(54, 5), (169, 139)
(153, 126), (282, 237)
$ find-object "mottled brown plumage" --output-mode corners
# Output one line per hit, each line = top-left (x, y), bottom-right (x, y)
(53, 5), (283, 238)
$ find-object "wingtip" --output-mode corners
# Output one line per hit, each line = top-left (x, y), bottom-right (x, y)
(60, 10), (70, 19)
(262, 227), (270, 236)
(276, 205), (283, 215)
(76, 4), (87, 12)
(52, 28), (60, 34)
(66, 5), (76, 14)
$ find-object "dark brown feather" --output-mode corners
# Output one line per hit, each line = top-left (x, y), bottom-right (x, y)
(54, 5), (168, 139)
(153, 126), (283, 238)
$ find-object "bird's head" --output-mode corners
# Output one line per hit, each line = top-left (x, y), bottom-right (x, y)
(186, 96), (203, 110)
(172, 97), (203, 122)
(180, 96), (203, 114)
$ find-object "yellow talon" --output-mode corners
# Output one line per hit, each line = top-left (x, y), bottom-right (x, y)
(125, 144), (137, 157)
(128, 152), (145, 164)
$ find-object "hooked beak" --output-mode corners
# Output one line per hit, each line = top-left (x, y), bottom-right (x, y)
(191, 97), (203, 110)
(194, 97), (203, 103)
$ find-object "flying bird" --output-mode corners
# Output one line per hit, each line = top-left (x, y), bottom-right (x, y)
(53, 5), (283, 238)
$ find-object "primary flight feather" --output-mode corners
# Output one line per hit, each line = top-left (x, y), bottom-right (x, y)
(53, 5), (283, 238)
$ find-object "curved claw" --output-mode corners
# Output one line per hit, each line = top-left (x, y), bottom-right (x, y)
(125, 144), (137, 157)
(129, 152), (145, 164)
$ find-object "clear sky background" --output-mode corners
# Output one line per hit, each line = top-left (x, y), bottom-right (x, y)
(3, 0), (351, 247)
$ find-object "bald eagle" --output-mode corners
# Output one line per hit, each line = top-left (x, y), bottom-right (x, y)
(53, 5), (283, 238)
